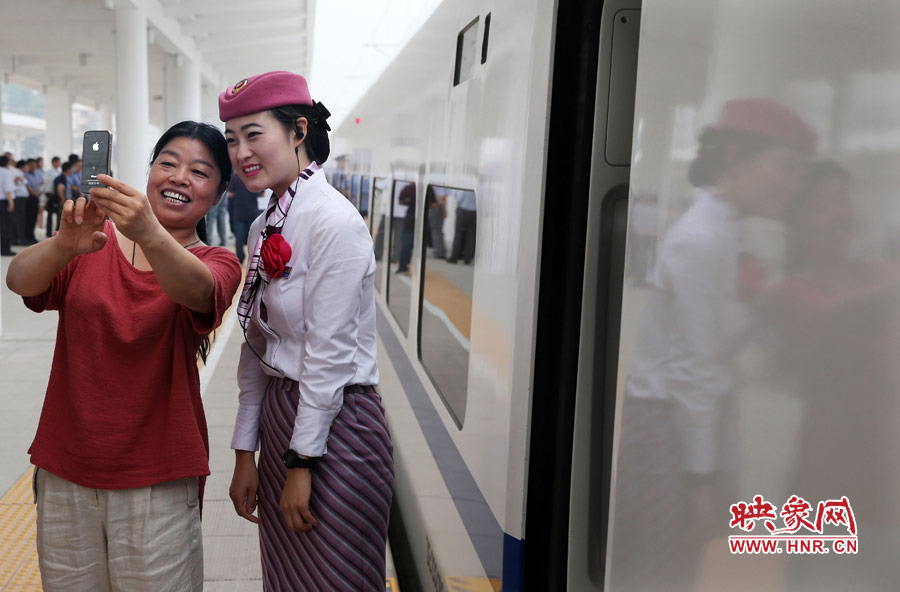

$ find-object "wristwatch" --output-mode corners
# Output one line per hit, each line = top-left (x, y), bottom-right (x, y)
(282, 449), (317, 469)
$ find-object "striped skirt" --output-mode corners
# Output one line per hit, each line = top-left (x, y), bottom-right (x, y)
(258, 379), (394, 591)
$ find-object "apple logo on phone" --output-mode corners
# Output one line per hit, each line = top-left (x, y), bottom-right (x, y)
(92, 142), (100, 151)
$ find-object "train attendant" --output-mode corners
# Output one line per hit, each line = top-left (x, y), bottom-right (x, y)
(220, 71), (393, 592)
(5, 121), (243, 591)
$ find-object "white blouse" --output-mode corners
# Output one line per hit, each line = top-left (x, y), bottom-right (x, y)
(230, 168), (379, 457)
(625, 189), (749, 473)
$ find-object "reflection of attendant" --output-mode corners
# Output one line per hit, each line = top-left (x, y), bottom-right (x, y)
(447, 190), (476, 264)
(628, 194), (658, 285)
(373, 185), (407, 263)
(611, 98), (815, 591)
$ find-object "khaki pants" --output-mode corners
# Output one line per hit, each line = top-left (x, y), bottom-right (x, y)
(33, 468), (204, 592)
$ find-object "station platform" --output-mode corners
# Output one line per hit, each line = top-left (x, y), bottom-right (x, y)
(0, 250), (399, 591)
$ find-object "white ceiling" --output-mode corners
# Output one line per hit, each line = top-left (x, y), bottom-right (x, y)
(0, 0), (313, 120)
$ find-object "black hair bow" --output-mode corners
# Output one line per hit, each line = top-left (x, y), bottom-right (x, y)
(311, 101), (332, 132)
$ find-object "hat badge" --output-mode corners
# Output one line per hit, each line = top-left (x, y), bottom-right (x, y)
(231, 79), (248, 94)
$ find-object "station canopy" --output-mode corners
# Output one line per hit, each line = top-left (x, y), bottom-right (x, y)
(0, 0), (314, 123)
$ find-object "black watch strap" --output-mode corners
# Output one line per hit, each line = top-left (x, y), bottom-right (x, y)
(282, 449), (317, 469)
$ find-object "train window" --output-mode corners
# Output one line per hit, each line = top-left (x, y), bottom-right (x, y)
(359, 176), (371, 220)
(329, 167), (343, 193)
(453, 17), (479, 86)
(351, 174), (360, 207)
(371, 177), (388, 294)
(386, 180), (416, 335)
(481, 13), (491, 64)
(418, 186), (476, 427)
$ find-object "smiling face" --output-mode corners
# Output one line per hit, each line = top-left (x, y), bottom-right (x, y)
(721, 145), (808, 220)
(146, 136), (223, 232)
(224, 110), (308, 196)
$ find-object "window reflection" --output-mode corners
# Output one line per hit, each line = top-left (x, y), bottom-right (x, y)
(359, 176), (371, 221)
(330, 156), (351, 199)
(419, 186), (476, 427)
(387, 181), (415, 334)
(339, 172), (351, 199)
(372, 177), (388, 294)
(454, 18), (479, 86)
(350, 174), (360, 206)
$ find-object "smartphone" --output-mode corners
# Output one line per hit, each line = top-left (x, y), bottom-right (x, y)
(81, 130), (112, 195)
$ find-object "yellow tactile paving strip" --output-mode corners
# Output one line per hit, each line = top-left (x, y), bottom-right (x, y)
(422, 269), (473, 339)
(0, 469), (41, 591)
(445, 576), (502, 591)
(0, 467), (399, 592)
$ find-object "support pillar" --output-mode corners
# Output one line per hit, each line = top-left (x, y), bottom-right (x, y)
(164, 54), (201, 127)
(0, 82), (3, 335)
(114, 1), (150, 189)
(98, 103), (115, 175)
(0, 82), (4, 153)
(99, 103), (113, 132)
(45, 86), (73, 161)
(201, 80), (222, 126)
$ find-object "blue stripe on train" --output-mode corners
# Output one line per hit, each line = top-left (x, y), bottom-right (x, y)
(376, 308), (504, 580)
(502, 534), (525, 592)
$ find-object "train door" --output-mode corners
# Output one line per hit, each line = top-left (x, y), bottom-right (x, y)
(524, 0), (639, 590)
(600, 1), (900, 591)
(568, 1), (639, 590)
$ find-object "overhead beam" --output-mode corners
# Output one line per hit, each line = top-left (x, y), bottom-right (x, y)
(203, 46), (306, 60)
(162, 0), (306, 20)
(0, 0), (107, 19)
(197, 32), (306, 53)
(142, 0), (222, 89)
(179, 13), (303, 35)
(0, 42), (113, 57)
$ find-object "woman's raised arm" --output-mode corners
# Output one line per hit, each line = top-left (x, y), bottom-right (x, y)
(89, 174), (218, 314)
(6, 197), (107, 297)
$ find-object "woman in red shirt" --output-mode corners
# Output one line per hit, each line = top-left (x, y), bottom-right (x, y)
(6, 121), (243, 591)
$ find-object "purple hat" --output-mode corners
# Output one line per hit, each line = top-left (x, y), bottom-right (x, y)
(218, 71), (313, 121)
(713, 98), (818, 155)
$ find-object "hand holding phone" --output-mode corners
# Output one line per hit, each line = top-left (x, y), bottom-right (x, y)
(81, 130), (112, 195)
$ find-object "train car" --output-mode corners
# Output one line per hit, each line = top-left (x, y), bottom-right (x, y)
(331, 0), (900, 590)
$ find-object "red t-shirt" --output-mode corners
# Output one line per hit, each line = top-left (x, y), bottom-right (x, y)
(24, 221), (242, 490)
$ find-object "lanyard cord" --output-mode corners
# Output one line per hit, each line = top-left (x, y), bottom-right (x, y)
(238, 150), (306, 375)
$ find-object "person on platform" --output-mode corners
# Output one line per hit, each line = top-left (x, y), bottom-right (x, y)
(5, 121), (243, 591)
(226, 172), (262, 264)
(220, 71), (393, 592)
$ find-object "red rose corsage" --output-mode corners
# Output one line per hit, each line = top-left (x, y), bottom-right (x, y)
(261, 233), (292, 278)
